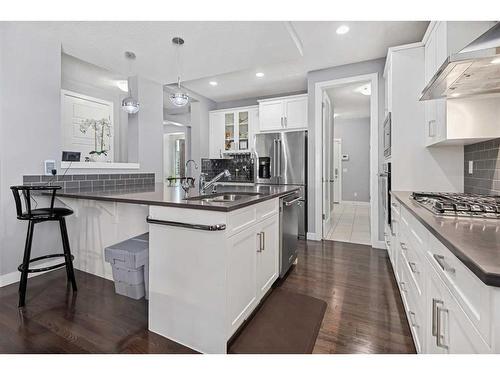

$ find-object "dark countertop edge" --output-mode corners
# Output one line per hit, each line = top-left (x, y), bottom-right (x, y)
(53, 187), (300, 213)
(390, 191), (500, 288)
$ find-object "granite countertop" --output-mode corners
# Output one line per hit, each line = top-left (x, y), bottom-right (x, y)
(48, 183), (300, 212)
(391, 191), (500, 287)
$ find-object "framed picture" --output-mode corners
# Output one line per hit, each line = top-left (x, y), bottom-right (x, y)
(239, 139), (248, 150)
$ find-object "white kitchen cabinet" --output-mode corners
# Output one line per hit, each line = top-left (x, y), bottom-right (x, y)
(256, 215), (279, 299)
(423, 21), (496, 147)
(209, 112), (225, 158)
(388, 195), (500, 354)
(227, 224), (258, 335)
(208, 106), (258, 157)
(258, 94), (308, 132)
(149, 198), (280, 353)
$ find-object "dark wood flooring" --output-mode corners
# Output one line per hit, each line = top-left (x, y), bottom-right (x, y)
(0, 240), (415, 354)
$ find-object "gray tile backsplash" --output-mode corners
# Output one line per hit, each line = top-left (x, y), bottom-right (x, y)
(201, 153), (254, 183)
(23, 173), (155, 190)
(464, 139), (500, 195)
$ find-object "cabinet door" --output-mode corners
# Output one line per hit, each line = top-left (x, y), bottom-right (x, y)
(236, 110), (249, 151)
(256, 215), (279, 299)
(227, 227), (258, 336)
(209, 112), (225, 158)
(259, 100), (284, 132)
(284, 96), (308, 130)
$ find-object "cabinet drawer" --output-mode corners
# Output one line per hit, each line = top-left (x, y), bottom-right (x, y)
(400, 230), (425, 303)
(426, 234), (491, 346)
(256, 198), (278, 220)
(400, 258), (424, 353)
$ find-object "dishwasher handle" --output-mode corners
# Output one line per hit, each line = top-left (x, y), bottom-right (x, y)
(284, 197), (302, 206)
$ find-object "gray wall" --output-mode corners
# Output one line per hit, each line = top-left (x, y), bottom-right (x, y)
(464, 139), (500, 195)
(0, 23), (165, 278)
(334, 117), (370, 202)
(307, 58), (386, 240)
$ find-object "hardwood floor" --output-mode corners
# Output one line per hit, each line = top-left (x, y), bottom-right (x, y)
(0, 240), (415, 354)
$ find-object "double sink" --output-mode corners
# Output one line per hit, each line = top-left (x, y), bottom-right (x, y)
(186, 192), (262, 203)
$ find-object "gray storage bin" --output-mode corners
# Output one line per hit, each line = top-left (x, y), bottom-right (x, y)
(134, 232), (149, 242)
(104, 237), (148, 269)
(114, 281), (145, 300)
(111, 265), (145, 285)
(105, 233), (150, 300)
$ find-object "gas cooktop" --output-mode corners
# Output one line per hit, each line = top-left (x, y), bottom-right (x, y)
(412, 192), (500, 219)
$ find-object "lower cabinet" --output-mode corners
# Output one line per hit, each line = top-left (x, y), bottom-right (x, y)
(387, 198), (495, 354)
(227, 213), (279, 337)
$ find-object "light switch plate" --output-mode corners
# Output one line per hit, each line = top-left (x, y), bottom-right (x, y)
(44, 160), (56, 176)
(468, 160), (474, 174)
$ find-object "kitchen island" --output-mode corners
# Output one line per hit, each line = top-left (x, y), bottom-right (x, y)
(49, 183), (299, 353)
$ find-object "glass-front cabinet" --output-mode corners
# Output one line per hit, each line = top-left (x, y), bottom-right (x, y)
(209, 106), (257, 158)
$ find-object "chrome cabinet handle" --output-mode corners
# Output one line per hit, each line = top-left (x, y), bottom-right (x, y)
(408, 261), (418, 273)
(257, 233), (263, 252)
(433, 254), (456, 275)
(432, 298), (443, 337)
(261, 231), (265, 251)
(428, 119), (436, 137)
(436, 305), (449, 349)
(399, 281), (407, 293)
(400, 242), (408, 250)
(284, 117), (288, 127)
(409, 311), (418, 328)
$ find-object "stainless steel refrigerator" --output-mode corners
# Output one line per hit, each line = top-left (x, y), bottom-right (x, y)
(254, 130), (307, 238)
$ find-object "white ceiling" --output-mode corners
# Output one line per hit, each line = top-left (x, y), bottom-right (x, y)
(22, 21), (428, 104)
(326, 81), (371, 120)
(182, 21), (429, 102)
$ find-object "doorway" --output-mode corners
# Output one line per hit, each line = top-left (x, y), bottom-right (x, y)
(316, 74), (378, 246)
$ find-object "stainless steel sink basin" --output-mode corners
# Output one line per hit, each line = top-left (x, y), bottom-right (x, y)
(186, 192), (262, 203)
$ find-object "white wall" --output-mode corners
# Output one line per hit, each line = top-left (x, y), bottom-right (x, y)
(0, 23), (165, 278)
(307, 58), (386, 240)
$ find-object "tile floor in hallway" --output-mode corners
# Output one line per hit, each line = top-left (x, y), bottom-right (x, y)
(325, 202), (371, 245)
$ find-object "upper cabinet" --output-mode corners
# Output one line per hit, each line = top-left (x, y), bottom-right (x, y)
(423, 21), (497, 146)
(258, 94), (308, 132)
(209, 106), (258, 158)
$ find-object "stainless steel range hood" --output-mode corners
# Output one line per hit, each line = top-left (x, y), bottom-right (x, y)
(420, 22), (500, 101)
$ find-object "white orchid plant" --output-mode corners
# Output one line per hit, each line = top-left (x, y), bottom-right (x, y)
(80, 118), (112, 156)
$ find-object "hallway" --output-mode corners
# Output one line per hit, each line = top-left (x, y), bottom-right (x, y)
(325, 202), (371, 245)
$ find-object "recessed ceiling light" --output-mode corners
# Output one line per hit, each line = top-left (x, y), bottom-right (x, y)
(209, 81), (218, 86)
(355, 84), (371, 96)
(256, 72), (265, 78)
(336, 25), (350, 35)
(333, 113), (340, 118)
(491, 57), (500, 65)
(450, 92), (461, 98)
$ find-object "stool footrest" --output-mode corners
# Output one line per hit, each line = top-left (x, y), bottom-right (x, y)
(18, 254), (75, 273)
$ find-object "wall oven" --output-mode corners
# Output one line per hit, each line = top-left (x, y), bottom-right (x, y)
(383, 112), (391, 158)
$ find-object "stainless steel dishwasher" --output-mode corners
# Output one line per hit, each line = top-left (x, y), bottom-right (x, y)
(279, 191), (301, 278)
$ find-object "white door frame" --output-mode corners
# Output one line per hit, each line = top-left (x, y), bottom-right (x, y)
(314, 73), (380, 248)
(333, 138), (342, 204)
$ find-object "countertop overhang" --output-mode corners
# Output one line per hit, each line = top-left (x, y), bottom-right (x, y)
(47, 183), (300, 212)
(391, 191), (500, 287)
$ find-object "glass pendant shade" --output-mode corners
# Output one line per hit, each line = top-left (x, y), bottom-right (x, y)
(121, 96), (140, 114)
(169, 92), (189, 107)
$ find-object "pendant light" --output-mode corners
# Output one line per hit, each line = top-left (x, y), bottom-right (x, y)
(169, 37), (189, 107)
(121, 51), (140, 114)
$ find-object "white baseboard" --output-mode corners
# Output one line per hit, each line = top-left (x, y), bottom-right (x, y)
(341, 200), (370, 206)
(306, 232), (322, 241)
(372, 240), (387, 250)
(0, 258), (64, 288)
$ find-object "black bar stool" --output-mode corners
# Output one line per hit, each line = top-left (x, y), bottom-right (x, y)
(10, 185), (77, 307)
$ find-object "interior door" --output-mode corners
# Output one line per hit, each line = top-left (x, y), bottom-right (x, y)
(333, 139), (342, 203)
(322, 93), (333, 237)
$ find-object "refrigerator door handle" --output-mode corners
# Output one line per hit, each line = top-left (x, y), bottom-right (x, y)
(276, 139), (282, 178)
(272, 139), (278, 178)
